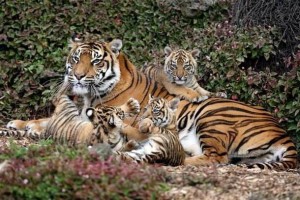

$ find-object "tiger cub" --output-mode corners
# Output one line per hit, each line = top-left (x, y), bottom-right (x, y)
(0, 95), (140, 147)
(142, 47), (226, 102)
(85, 100), (141, 151)
(115, 96), (186, 166)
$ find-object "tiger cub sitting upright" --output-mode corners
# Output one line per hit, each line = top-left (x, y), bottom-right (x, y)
(115, 96), (186, 166)
(142, 47), (226, 102)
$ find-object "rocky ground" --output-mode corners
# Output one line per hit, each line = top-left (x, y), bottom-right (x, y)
(2, 138), (300, 200)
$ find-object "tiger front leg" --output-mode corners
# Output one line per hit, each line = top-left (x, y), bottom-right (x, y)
(138, 118), (154, 134)
(5, 94), (66, 136)
(115, 139), (159, 165)
(6, 118), (49, 135)
(138, 118), (163, 135)
(6, 95), (73, 136)
(52, 82), (71, 106)
(179, 87), (209, 103)
(162, 81), (208, 103)
(115, 150), (143, 164)
(195, 87), (227, 100)
(195, 86), (227, 99)
(6, 120), (28, 130)
(119, 115), (153, 141)
(2, 124), (45, 140)
(121, 124), (149, 141)
(210, 92), (227, 99)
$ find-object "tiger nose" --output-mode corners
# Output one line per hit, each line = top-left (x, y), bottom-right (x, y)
(176, 71), (184, 79)
(177, 75), (184, 80)
(75, 73), (85, 80)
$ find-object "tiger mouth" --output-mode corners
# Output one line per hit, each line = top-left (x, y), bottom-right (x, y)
(73, 83), (87, 90)
(74, 83), (84, 87)
(175, 80), (186, 85)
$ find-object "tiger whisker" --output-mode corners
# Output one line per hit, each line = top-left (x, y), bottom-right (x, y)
(42, 74), (64, 85)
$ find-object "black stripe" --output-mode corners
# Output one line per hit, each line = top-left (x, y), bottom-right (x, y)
(203, 129), (228, 136)
(200, 120), (237, 129)
(242, 123), (284, 135)
(106, 56), (135, 100)
(286, 145), (297, 151)
(246, 134), (288, 153)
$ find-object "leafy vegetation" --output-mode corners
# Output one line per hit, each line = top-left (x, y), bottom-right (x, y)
(0, 0), (299, 198)
(0, 140), (166, 199)
(188, 21), (300, 146)
(0, 0), (230, 121)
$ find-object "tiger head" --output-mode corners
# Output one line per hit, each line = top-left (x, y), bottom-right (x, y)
(141, 96), (180, 128)
(64, 36), (123, 98)
(163, 47), (200, 85)
(85, 105), (125, 146)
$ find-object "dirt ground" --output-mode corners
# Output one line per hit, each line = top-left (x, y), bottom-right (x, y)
(2, 138), (300, 200)
(161, 164), (300, 200)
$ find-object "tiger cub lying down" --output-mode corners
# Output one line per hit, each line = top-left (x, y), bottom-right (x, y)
(117, 96), (186, 166)
(0, 95), (140, 147)
(142, 47), (226, 102)
(87, 96), (185, 166)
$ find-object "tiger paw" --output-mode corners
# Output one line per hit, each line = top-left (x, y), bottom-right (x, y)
(123, 140), (139, 151)
(180, 95), (209, 103)
(139, 118), (154, 134)
(7, 120), (28, 130)
(114, 152), (134, 163)
(191, 95), (209, 103)
(214, 92), (227, 98)
(124, 98), (140, 117)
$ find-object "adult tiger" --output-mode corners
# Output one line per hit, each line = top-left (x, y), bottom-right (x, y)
(6, 37), (297, 169)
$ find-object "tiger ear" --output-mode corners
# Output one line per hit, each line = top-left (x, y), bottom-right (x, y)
(164, 46), (172, 57)
(109, 39), (123, 56)
(86, 107), (95, 120)
(69, 34), (84, 49)
(168, 98), (180, 111)
(72, 33), (84, 43)
(191, 49), (200, 59)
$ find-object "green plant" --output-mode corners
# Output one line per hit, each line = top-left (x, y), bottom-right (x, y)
(0, 0), (299, 154)
(0, 141), (166, 199)
(0, 0), (231, 123)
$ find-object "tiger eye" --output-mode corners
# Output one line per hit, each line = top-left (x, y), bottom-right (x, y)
(92, 59), (101, 65)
